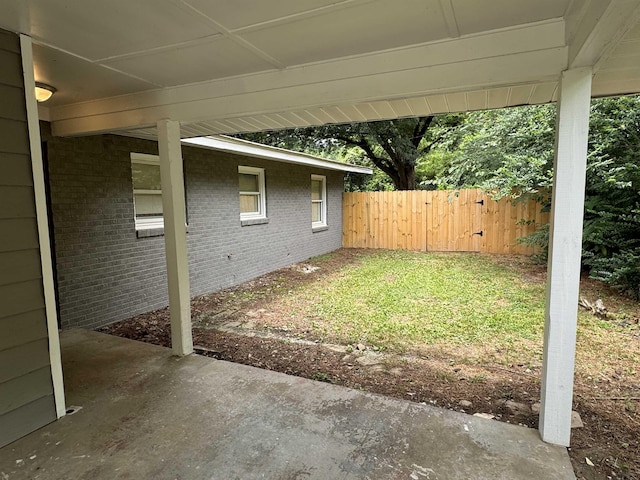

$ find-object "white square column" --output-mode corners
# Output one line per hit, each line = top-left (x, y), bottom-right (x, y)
(157, 119), (193, 356)
(540, 67), (592, 446)
(21, 34), (66, 418)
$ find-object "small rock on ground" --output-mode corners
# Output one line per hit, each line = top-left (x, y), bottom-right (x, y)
(221, 320), (242, 328)
(325, 344), (347, 353)
(504, 400), (530, 416)
(474, 413), (495, 420)
(571, 411), (584, 428)
(459, 400), (473, 408)
(530, 403), (583, 428)
(355, 355), (382, 366)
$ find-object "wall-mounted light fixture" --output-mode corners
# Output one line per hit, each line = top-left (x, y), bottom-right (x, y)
(35, 82), (56, 102)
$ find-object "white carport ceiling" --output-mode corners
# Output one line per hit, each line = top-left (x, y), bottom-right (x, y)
(1, 0), (640, 138)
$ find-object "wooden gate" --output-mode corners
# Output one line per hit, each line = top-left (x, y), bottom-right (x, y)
(342, 189), (548, 254)
(426, 189), (483, 252)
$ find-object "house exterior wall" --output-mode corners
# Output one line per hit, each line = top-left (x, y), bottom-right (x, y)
(44, 132), (344, 330)
(0, 29), (57, 448)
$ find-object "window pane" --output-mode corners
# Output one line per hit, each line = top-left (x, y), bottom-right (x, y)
(239, 173), (259, 192)
(134, 193), (163, 217)
(312, 201), (322, 223)
(240, 194), (259, 213)
(311, 180), (322, 200)
(132, 163), (161, 190)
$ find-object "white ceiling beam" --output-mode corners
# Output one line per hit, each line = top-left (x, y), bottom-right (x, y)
(120, 80), (561, 139)
(567, 0), (640, 69)
(227, 0), (373, 34)
(438, 0), (460, 38)
(52, 47), (567, 136)
(50, 22), (566, 136)
(178, 1), (286, 69)
(106, 79), (566, 138)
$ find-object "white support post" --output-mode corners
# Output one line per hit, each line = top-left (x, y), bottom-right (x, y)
(540, 67), (592, 446)
(20, 34), (67, 419)
(157, 119), (193, 356)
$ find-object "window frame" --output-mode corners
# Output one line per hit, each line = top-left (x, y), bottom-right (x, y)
(238, 166), (267, 221)
(131, 153), (164, 231)
(311, 174), (327, 229)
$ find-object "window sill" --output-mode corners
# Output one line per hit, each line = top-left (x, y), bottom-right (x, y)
(312, 225), (329, 233)
(241, 217), (269, 227)
(136, 227), (164, 238)
(136, 225), (189, 238)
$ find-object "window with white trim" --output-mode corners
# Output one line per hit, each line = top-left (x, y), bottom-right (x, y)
(239, 166), (266, 220)
(131, 153), (163, 230)
(311, 174), (327, 228)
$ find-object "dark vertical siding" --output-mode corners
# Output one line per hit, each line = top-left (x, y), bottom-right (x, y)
(0, 29), (56, 448)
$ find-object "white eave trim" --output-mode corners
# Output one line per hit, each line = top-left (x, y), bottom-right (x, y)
(183, 135), (372, 174)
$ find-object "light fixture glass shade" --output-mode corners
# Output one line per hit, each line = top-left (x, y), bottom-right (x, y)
(35, 82), (56, 102)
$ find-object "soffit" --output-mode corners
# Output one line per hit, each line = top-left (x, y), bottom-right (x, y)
(0, 0), (572, 106)
(1, 0), (639, 137)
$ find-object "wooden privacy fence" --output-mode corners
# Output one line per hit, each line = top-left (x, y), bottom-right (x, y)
(342, 189), (549, 254)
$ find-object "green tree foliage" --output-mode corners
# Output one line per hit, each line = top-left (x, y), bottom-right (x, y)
(581, 96), (640, 298)
(239, 116), (463, 190)
(432, 97), (640, 298)
(431, 104), (556, 202)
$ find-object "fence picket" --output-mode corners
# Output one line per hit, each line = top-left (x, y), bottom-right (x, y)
(342, 189), (548, 254)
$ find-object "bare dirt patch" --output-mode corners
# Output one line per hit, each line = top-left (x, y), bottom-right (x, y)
(100, 249), (640, 480)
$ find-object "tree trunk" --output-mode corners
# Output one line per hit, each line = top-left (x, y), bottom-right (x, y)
(393, 165), (416, 190)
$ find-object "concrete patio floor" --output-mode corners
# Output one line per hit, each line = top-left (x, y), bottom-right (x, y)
(0, 329), (575, 479)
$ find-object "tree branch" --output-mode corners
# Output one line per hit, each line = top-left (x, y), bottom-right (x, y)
(412, 116), (434, 148)
(375, 135), (402, 169)
(332, 135), (397, 177)
(418, 124), (456, 154)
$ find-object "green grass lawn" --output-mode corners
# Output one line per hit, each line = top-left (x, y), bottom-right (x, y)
(291, 251), (545, 348)
(280, 250), (628, 356)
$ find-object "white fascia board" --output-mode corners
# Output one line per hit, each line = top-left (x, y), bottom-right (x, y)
(50, 21), (567, 136)
(182, 136), (373, 174)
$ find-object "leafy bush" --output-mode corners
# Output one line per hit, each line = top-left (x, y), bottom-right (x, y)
(517, 222), (549, 263)
(579, 96), (640, 297)
(585, 248), (640, 299)
(437, 97), (640, 298)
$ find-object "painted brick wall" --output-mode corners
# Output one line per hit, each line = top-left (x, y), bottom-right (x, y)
(45, 132), (344, 329)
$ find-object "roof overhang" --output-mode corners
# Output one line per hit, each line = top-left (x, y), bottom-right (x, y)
(182, 135), (372, 174)
(2, 0), (639, 138)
